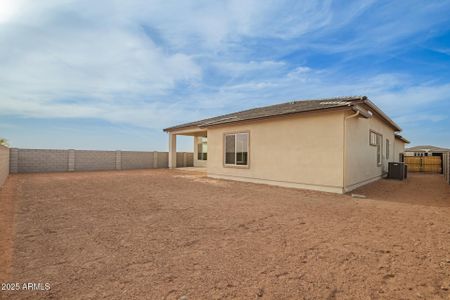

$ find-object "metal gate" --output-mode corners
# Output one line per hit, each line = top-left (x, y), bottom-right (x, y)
(404, 156), (442, 173)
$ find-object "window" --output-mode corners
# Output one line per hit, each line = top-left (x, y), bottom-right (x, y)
(224, 132), (249, 166)
(197, 137), (207, 160)
(369, 131), (377, 146)
(370, 130), (383, 165)
(386, 139), (390, 160)
(376, 134), (383, 165)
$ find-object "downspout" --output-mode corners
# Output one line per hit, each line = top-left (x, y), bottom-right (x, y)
(393, 136), (396, 162)
(343, 110), (360, 193)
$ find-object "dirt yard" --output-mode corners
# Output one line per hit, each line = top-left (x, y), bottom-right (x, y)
(0, 170), (449, 299)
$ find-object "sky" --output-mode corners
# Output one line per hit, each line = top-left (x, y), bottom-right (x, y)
(0, 0), (450, 151)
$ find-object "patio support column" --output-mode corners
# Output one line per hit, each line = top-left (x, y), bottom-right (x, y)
(168, 133), (177, 168)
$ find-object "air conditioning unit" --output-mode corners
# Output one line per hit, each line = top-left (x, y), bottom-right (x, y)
(388, 162), (407, 180)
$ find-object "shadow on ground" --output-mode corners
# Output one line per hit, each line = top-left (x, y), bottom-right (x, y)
(353, 173), (450, 207)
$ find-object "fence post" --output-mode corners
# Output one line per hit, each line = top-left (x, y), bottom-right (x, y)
(183, 152), (187, 167)
(9, 148), (18, 173)
(115, 151), (121, 170)
(153, 151), (158, 168)
(68, 149), (75, 171)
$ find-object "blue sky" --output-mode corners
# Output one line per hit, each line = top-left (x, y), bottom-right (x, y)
(0, 0), (450, 151)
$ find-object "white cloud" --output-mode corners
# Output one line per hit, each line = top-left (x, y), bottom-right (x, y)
(0, 0), (204, 127)
(0, 0), (21, 23)
(375, 83), (450, 109)
(1, 0), (337, 128)
(213, 60), (286, 75)
(0, 0), (449, 135)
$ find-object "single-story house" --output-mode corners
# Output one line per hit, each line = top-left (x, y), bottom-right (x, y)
(164, 96), (409, 194)
(404, 145), (450, 157)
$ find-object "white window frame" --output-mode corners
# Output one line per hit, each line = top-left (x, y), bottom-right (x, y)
(376, 134), (383, 166)
(223, 132), (249, 167)
(369, 131), (377, 146)
(369, 130), (383, 166)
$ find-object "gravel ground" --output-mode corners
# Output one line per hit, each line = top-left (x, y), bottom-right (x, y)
(0, 170), (449, 299)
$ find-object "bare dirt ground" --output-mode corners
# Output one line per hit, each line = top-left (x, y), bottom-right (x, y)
(0, 170), (449, 299)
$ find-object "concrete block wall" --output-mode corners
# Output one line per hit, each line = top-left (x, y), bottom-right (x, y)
(14, 148), (69, 173)
(0, 145), (9, 188)
(444, 152), (450, 184)
(74, 150), (117, 171)
(9, 148), (194, 173)
(157, 152), (169, 168)
(443, 153), (446, 182)
(445, 153), (449, 184)
(448, 153), (450, 185)
(175, 152), (194, 168)
(186, 152), (194, 167)
(121, 151), (155, 169)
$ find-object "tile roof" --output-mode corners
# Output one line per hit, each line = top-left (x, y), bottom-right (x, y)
(394, 134), (410, 144)
(163, 95), (401, 132)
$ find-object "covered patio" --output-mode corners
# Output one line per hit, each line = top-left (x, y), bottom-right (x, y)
(167, 127), (207, 169)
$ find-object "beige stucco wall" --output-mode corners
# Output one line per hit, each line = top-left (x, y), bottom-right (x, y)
(0, 145), (9, 188)
(344, 109), (400, 192)
(193, 136), (207, 167)
(206, 110), (346, 193)
(393, 139), (406, 162)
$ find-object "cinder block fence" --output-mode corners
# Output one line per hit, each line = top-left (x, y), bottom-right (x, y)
(0, 145), (9, 187)
(9, 148), (193, 174)
(444, 152), (450, 185)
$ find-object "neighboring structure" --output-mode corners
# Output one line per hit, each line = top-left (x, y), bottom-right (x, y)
(404, 145), (450, 157)
(164, 96), (409, 193)
(404, 145), (449, 174)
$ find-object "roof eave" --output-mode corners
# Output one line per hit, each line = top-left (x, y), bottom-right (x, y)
(395, 135), (410, 144)
(163, 125), (201, 133)
(164, 104), (358, 132)
(163, 97), (402, 133)
(197, 105), (354, 129)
